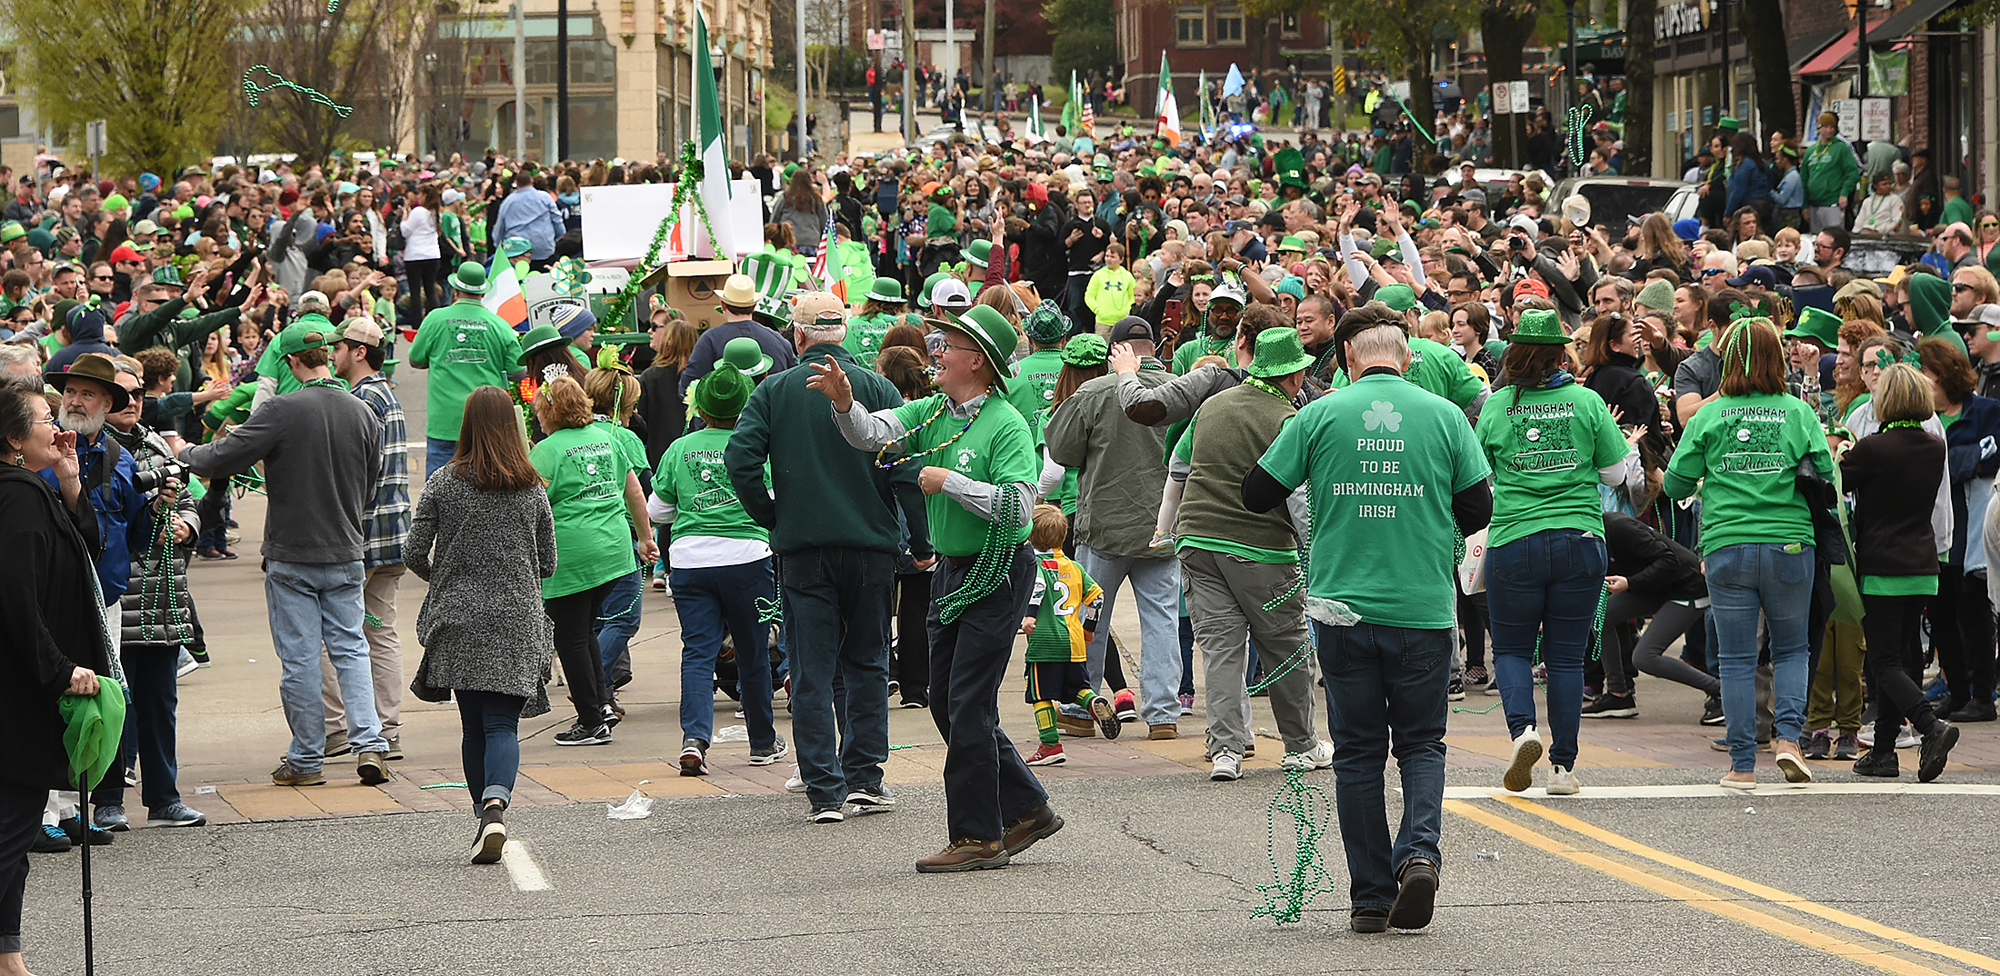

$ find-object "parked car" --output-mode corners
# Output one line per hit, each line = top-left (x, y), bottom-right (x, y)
(1548, 176), (1697, 230)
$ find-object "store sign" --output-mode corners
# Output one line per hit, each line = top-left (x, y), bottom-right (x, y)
(1656, 0), (1708, 41)
(1835, 99), (1860, 143)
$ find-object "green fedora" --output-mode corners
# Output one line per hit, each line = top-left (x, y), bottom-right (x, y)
(1510, 308), (1573, 344)
(942, 304), (1020, 392)
(692, 362), (754, 419)
(722, 335), (773, 377)
(867, 278), (907, 304)
(448, 261), (491, 295)
(1248, 326), (1313, 378)
(517, 323), (568, 364)
(1787, 306), (1841, 349)
(966, 239), (993, 268)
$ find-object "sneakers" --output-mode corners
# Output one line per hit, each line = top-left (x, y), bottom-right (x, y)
(1026, 743), (1067, 766)
(271, 761), (326, 787)
(553, 722), (613, 747)
(679, 738), (710, 776)
(1089, 695), (1121, 740)
(1803, 728), (1834, 760)
(471, 805), (507, 864)
(1147, 723), (1179, 740)
(32, 825), (72, 853)
(1447, 676), (1466, 702)
(1947, 701), (1998, 723)
(809, 806), (846, 824)
(899, 696), (930, 709)
(59, 817), (112, 846)
(1113, 688), (1138, 722)
(784, 764), (808, 793)
(1699, 695), (1726, 726)
(846, 786), (897, 814)
(650, 574), (668, 592)
(748, 735), (790, 767)
(176, 648), (200, 679)
(323, 731), (351, 757)
(1918, 720), (1960, 783)
(1834, 731), (1861, 760)
(1896, 726), (1921, 749)
(1179, 692), (1195, 716)
(1546, 765), (1580, 795)
(1055, 712), (1098, 738)
(93, 805), (128, 832)
(1002, 804), (1065, 856)
(1772, 744), (1812, 784)
(1852, 749), (1900, 778)
(147, 803), (207, 827)
(1503, 727), (1543, 793)
(1580, 693), (1638, 719)
(915, 838), (1009, 873)
(1288, 740), (1336, 772)
(1464, 664), (1490, 691)
(1209, 751), (1243, 781)
(356, 751), (391, 786)
(382, 739), (404, 762)
(1387, 859), (1438, 930)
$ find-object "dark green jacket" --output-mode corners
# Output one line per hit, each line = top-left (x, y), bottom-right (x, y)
(724, 343), (932, 557)
(120, 297), (244, 392)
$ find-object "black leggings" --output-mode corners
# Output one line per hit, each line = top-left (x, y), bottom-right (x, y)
(1926, 566), (1997, 709)
(0, 780), (43, 954)
(1860, 593), (1942, 748)
(895, 572), (931, 702)
(405, 257), (442, 321)
(546, 579), (615, 727)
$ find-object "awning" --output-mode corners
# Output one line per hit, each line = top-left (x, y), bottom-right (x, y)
(1788, 28), (1849, 71)
(1869, 0), (1961, 43)
(1797, 30), (1861, 74)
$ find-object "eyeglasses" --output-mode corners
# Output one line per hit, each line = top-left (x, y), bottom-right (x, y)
(944, 342), (983, 356)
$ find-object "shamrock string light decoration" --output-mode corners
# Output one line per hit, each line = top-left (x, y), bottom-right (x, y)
(243, 65), (354, 118)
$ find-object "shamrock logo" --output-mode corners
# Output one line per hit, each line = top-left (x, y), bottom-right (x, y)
(1363, 400), (1402, 433)
(956, 447), (978, 469)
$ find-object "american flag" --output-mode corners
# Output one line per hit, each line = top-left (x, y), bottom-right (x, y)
(810, 214), (836, 287)
(1079, 80), (1094, 134)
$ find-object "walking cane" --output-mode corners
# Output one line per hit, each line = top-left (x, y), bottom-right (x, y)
(78, 773), (95, 976)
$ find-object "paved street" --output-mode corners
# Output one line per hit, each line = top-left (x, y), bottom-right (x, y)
(20, 363), (1999, 975)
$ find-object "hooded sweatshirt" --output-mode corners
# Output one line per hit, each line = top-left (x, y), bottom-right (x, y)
(45, 306), (117, 372)
(1907, 273), (1970, 358)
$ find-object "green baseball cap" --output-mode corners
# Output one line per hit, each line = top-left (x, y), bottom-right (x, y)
(1375, 283), (1418, 313)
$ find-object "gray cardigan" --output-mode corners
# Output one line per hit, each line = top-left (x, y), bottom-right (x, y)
(406, 466), (557, 701)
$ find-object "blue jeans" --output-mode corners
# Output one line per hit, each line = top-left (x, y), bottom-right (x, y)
(456, 690), (524, 807)
(1485, 528), (1608, 771)
(1076, 544), (1182, 726)
(1707, 543), (1815, 771)
(673, 558), (778, 749)
(1315, 621), (1451, 911)
(425, 437), (456, 478)
(595, 566), (644, 682)
(265, 559), (385, 771)
(781, 547), (894, 810)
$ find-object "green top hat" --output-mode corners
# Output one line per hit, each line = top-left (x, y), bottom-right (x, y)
(722, 335), (773, 377)
(966, 239), (992, 268)
(448, 261), (491, 295)
(1717, 116), (1741, 132)
(1061, 333), (1108, 367)
(942, 304), (1020, 392)
(1510, 308), (1573, 344)
(1248, 326), (1313, 378)
(692, 362), (753, 419)
(1786, 306), (1842, 349)
(517, 323), (568, 364)
(867, 278), (906, 304)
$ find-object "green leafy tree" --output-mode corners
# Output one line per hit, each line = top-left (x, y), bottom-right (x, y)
(0, 0), (253, 175)
(1045, 0), (1115, 83)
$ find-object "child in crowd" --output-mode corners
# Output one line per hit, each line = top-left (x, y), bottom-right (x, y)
(1021, 504), (1118, 766)
(1085, 242), (1136, 332)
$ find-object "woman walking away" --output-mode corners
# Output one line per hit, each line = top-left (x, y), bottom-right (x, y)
(1473, 309), (1634, 796)
(1839, 363), (1960, 780)
(1666, 317), (1835, 789)
(530, 375), (659, 746)
(406, 387), (557, 863)
(0, 381), (113, 970)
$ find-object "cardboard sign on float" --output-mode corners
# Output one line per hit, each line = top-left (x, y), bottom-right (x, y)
(580, 180), (762, 333)
(641, 259), (735, 333)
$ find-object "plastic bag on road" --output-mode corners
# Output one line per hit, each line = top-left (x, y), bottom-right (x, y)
(607, 789), (656, 820)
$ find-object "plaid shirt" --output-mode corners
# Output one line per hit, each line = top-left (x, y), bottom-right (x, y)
(352, 372), (410, 568)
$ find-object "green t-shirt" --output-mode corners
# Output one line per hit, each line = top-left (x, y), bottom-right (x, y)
(892, 392), (1037, 556)
(655, 427), (768, 545)
(408, 299), (522, 440)
(1004, 348), (1065, 425)
(593, 418), (650, 491)
(1475, 381), (1631, 548)
(1258, 371), (1491, 630)
(1173, 330), (1233, 375)
(1327, 336), (1485, 409)
(1664, 391), (1834, 556)
(1942, 195), (1977, 229)
(530, 424), (637, 599)
(843, 311), (917, 364)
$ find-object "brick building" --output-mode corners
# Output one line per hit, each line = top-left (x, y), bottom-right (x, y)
(1111, 0), (1332, 123)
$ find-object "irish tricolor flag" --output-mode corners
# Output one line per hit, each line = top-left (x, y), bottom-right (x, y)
(483, 255), (527, 329)
(1155, 53), (1181, 146)
(692, 7), (736, 258)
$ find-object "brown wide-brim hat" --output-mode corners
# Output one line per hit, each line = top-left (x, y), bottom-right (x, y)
(46, 353), (130, 413)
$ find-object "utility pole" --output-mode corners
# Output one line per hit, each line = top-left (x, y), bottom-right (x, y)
(902, 0), (916, 139)
(557, 0), (570, 161)
(798, 0), (809, 160)
(983, 0), (996, 114)
(512, 1), (526, 162)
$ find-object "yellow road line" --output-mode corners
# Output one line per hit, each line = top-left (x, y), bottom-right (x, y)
(1493, 795), (2000, 976)
(1443, 799), (1955, 976)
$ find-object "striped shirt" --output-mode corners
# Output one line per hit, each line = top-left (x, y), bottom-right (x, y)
(352, 372), (411, 568)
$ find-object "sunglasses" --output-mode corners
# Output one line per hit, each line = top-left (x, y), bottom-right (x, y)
(1954, 283), (1976, 292)
(92, 274), (114, 281)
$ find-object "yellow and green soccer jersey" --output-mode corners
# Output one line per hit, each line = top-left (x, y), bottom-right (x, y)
(1025, 550), (1103, 664)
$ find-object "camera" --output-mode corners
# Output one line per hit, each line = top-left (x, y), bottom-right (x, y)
(132, 457), (190, 495)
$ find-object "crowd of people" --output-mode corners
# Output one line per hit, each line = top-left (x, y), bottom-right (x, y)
(5, 91), (2000, 969)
